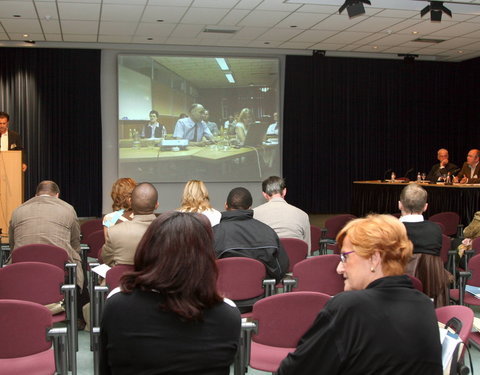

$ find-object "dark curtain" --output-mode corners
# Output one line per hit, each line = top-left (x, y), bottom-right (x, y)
(284, 55), (480, 214)
(0, 47), (102, 217)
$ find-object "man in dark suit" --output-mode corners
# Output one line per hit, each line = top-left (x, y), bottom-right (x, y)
(0, 111), (27, 171)
(454, 149), (480, 184)
(426, 148), (457, 182)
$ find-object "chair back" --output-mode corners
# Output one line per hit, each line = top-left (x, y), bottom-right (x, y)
(436, 305), (474, 344)
(252, 291), (330, 348)
(466, 255), (480, 287)
(81, 218), (103, 240)
(429, 212), (460, 237)
(280, 238), (308, 272)
(106, 264), (134, 290)
(471, 237), (480, 257)
(216, 258), (266, 301)
(310, 225), (322, 254)
(406, 274), (423, 292)
(11, 244), (68, 271)
(292, 255), (344, 295)
(440, 234), (452, 265)
(0, 262), (64, 305)
(83, 229), (105, 259)
(323, 214), (357, 239)
(0, 299), (52, 359)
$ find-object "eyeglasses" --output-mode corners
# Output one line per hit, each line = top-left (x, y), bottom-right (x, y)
(340, 250), (355, 263)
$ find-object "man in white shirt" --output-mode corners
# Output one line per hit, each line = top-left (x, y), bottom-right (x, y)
(266, 112), (279, 136)
(254, 176), (311, 254)
(173, 103), (214, 145)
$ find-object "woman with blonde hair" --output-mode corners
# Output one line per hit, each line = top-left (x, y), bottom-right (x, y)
(179, 180), (221, 226)
(102, 177), (137, 232)
(235, 108), (252, 146)
(278, 214), (442, 375)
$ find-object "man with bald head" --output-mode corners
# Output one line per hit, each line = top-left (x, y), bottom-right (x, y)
(173, 103), (214, 146)
(102, 182), (158, 266)
(454, 149), (480, 184)
(426, 148), (457, 182)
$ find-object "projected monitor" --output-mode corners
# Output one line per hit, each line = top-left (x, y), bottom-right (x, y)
(118, 54), (281, 183)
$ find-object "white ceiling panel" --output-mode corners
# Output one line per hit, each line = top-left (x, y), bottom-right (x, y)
(312, 14), (364, 30)
(60, 20), (99, 34)
(275, 12), (328, 29)
(0, 19), (43, 33)
(255, 0), (302, 12)
(62, 33), (98, 41)
(40, 19), (62, 34)
(181, 7), (230, 24)
(169, 23), (204, 37)
(0, 1), (38, 19)
(141, 6), (188, 23)
(34, 2), (59, 20)
(100, 4), (145, 22)
(218, 9), (250, 25)
(259, 27), (304, 41)
(230, 26), (269, 40)
(297, 4), (338, 13)
(58, 3), (101, 21)
(44, 33), (63, 41)
(289, 29), (337, 42)
(237, 10), (291, 27)
(234, 0), (263, 10)
(322, 31), (373, 44)
(135, 22), (176, 36)
(347, 17), (406, 33)
(98, 34), (133, 42)
(100, 21), (138, 35)
(428, 21), (480, 37)
(9, 33), (45, 41)
(192, 0), (238, 7)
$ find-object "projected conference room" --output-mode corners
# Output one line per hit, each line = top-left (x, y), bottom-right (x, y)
(118, 55), (280, 183)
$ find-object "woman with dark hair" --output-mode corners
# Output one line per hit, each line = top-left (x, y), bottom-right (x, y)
(100, 211), (241, 375)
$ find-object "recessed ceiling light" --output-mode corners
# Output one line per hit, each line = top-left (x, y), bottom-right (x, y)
(412, 31), (419, 35)
(147, 37), (153, 40)
(264, 42), (270, 45)
(290, 25), (297, 28)
(13, 14), (21, 18)
(458, 50), (464, 54)
(156, 19), (164, 22)
(372, 46), (378, 49)
(23, 34), (29, 38)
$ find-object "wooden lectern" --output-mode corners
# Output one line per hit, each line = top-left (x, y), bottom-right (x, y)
(0, 151), (24, 238)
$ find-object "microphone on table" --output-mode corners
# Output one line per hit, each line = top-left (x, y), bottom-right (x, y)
(382, 169), (392, 183)
(450, 168), (460, 176)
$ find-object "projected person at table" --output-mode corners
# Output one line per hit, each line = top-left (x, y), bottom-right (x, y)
(173, 103), (214, 146)
(141, 110), (166, 139)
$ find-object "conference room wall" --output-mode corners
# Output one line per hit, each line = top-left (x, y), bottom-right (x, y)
(284, 54), (480, 214)
(0, 47), (102, 217)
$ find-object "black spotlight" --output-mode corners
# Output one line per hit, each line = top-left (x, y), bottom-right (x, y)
(338, 0), (371, 19)
(398, 54), (418, 64)
(420, 1), (452, 22)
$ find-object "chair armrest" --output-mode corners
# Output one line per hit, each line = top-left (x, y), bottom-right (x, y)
(456, 224), (464, 239)
(242, 321), (257, 371)
(90, 327), (101, 375)
(61, 284), (77, 373)
(81, 244), (90, 276)
(262, 279), (276, 297)
(47, 327), (68, 375)
(464, 250), (475, 272)
(65, 263), (77, 286)
(282, 278), (297, 293)
(320, 227), (327, 239)
(458, 271), (472, 306)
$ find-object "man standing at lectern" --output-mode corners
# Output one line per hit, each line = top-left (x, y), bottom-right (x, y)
(0, 111), (27, 171)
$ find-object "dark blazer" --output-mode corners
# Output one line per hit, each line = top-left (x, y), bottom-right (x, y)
(4, 130), (23, 150)
(426, 161), (458, 182)
(457, 161), (480, 183)
(141, 123), (163, 138)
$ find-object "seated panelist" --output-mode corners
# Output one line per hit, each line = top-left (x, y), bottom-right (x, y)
(454, 149), (480, 184)
(173, 103), (214, 146)
(426, 148), (457, 182)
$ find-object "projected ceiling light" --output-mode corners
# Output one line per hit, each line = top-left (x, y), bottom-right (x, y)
(420, 1), (452, 22)
(338, 0), (371, 19)
(215, 58), (229, 71)
(225, 73), (235, 83)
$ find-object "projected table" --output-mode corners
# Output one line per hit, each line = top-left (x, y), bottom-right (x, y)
(351, 180), (480, 225)
(118, 143), (278, 183)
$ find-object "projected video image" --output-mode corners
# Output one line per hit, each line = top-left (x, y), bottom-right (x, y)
(118, 54), (281, 183)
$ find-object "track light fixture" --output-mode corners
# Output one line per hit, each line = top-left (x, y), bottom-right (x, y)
(398, 54), (418, 64)
(420, 1), (452, 22)
(338, 0), (371, 19)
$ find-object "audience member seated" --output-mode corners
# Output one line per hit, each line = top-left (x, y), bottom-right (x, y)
(277, 214), (442, 375)
(100, 211), (241, 374)
(213, 187), (289, 282)
(254, 176), (311, 254)
(102, 178), (137, 235)
(8, 180), (88, 326)
(178, 180), (221, 226)
(426, 148), (458, 182)
(453, 149), (480, 184)
(457, 210), (480, 262)
(399, 183), (451, 307)
(102, 183), (158, 267)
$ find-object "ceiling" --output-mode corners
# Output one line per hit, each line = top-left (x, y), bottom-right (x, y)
(1, 0), (480, 62)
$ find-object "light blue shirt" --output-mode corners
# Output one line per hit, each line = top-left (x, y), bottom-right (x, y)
(173, 117), (213, 142)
